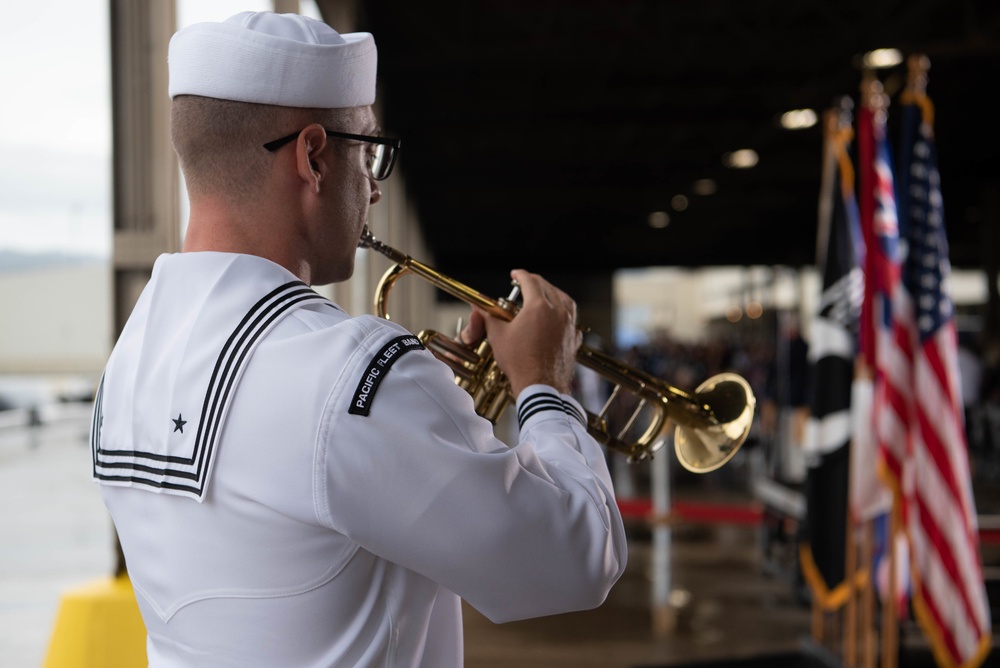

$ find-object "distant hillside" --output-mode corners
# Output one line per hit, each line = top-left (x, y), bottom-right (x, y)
(0, 250), (107, 275)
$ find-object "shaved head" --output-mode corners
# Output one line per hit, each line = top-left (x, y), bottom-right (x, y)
(171, 95), (355, 205)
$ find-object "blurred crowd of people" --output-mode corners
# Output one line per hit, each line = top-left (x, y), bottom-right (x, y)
(960, 333), (1000, 483)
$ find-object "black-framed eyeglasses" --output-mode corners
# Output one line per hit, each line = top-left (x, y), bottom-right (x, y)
(263, 129), (401, 181)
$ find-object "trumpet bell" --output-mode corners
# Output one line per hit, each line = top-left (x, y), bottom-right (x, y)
(674, 373), (755, 473)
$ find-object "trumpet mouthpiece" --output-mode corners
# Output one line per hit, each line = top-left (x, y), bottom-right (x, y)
(357, 225), (376, 249)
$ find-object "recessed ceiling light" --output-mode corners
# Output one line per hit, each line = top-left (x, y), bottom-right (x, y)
(648, 211), (670, 228)
(671, 195), (689, 211)
(779, 108), (818, 130)
(723, 149), (759, 169)
(862, 48), (903, 69)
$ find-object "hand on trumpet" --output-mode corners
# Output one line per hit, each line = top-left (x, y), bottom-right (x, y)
(459, 269), (582, 397)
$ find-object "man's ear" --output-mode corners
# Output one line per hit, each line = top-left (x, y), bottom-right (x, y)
(295, 124), (328, 193)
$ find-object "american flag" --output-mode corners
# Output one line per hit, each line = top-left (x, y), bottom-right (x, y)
(896, 89), (991, 668)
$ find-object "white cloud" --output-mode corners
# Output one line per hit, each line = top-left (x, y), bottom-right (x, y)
(0, 1), (111, 255)
(0, 0), (111, 155)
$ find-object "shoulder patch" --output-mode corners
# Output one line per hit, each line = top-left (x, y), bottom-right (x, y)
(348, 335), (425, 416)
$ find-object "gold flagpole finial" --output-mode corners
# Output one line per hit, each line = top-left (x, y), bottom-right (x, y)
(906, 54), (931, 96)
(834, 95), (854, 131)
(903, 54), (934, 125)
(861, 70), (889, 113)
(823, 96), (854, 150)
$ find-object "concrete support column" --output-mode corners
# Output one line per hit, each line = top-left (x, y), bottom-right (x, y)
(109, 0), (178, 336)
(315, 0), (357, 32)
(108, 0), (178, 577)
(273, 0), (301, 14)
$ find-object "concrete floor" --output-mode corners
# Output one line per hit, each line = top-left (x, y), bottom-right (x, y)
(0, 411), (815, 668)
(461, 531), (813, 668)
(0, 406), (115, 667)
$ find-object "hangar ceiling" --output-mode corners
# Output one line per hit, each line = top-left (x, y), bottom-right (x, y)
(318, 0), (1000, 287)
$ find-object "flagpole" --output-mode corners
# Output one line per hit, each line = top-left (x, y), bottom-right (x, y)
(860, 69), (900, 668)
(810, 106), (839, 653)
(816, 98), (862, 667)
(862, 516), (877, 667)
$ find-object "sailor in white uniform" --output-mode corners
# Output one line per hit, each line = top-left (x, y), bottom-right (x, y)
(93, 11), (626, 667)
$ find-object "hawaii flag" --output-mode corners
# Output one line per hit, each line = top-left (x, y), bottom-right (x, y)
(857, 76), (911, 615)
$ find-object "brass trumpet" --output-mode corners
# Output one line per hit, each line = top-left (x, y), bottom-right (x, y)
(358, 226), (755, 471)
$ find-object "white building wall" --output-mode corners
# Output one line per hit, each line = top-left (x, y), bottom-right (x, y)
(0, 263), (112, 375)
(613, 265), (986, 348)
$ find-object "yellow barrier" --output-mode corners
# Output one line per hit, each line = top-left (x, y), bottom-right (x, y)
(43, 575), (146, 667)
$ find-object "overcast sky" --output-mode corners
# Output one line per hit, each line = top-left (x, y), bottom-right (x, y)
(0, 0), (319, 258)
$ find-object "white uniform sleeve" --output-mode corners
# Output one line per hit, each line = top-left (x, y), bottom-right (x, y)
(313, 325), (627, 623)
